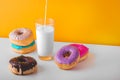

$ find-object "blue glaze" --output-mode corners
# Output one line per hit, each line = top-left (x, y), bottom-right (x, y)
(11, 41), (35, 50)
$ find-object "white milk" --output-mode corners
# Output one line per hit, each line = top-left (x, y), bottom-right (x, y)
(36, 24), (54, 60)
(36, 0), (54, 60)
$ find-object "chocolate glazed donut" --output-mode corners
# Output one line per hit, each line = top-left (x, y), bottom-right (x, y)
(9, 55), (37, 75)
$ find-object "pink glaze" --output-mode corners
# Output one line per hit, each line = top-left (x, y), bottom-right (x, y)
(9, 28), (32, 40)
(70, 44), (89, 57)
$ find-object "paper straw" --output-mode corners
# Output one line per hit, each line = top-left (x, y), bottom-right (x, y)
(44, 0), (48, 27)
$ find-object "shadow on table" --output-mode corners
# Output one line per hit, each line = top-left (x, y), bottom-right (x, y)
(73, 53), (95, 71)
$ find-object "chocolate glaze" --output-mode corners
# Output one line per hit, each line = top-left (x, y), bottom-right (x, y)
(9, 55), (37, 75)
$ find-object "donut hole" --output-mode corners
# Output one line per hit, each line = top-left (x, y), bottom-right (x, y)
(17, 31), (23, 35)
(63, 51), (71, 58)
(18, 57), (26, 63)
(18, 58), (26, 62)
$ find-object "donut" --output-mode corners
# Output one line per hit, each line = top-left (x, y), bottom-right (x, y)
(9, 28), (34, 46)
(9, 55), (37, 75)
(70, 44), (89, 62)
(54, 45), (80, 70)
(11, 41), (36, 54)
(9, 28), (36, 54)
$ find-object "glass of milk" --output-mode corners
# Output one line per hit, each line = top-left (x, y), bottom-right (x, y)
(36, 18), (54, 60)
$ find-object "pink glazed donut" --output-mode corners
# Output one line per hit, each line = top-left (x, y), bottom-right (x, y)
(70, 44), (89, 62)
(54, 45), (80, 70)
(9, 28), (34, 46)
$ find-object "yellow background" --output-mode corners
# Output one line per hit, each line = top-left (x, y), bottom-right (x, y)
(0, 0), (120, 45)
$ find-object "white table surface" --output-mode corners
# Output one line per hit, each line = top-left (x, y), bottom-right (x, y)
(0, 38), (120, 80)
